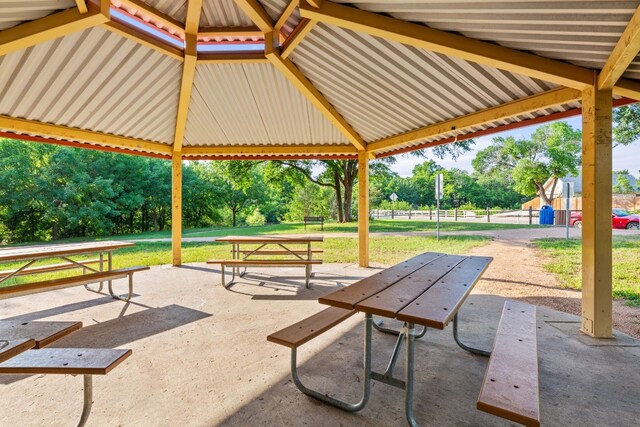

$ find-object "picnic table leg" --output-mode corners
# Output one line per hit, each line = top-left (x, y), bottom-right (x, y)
(108, 273), (134, 302)
(290, 313), (372, 411)
(85, 253), (104, 294)
(405, 323), (418, 427)
(77, 375), (93, 427)
(452, 312), (490, 357)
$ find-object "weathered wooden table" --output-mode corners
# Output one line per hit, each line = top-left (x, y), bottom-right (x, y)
(0, 241), (147, 301)
(314, 252), (493, 426)
(209, 235), (323, 288)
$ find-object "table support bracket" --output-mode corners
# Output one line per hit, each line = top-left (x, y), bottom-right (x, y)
(77, 374), (93, 427)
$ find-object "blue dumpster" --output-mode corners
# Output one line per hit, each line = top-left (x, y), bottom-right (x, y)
(540, 205), (555, 225)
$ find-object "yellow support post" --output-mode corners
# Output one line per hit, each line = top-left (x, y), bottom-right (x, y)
(358, 151), (369, 267)
(172, 152), (183, 266)
(581, 80), (613, 338)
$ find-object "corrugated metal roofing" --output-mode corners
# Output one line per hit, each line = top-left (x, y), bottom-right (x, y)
(261, 0), (302, 35)
(184, 62), (349, 146)
(0, 26), (181, 144)
(136, 0), (187, 24)
(291, 23), (559, 145)
(201, 0), (254, 27)
(331, 0), (640, 80)
(0, 0), (76, 30)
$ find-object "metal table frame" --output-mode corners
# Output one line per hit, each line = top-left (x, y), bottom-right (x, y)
(289, 311), (490, 427)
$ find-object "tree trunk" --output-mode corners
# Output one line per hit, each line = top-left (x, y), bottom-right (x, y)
(537, 182), (553, 205)
(343, 181), (353, 222)
(334, 170), (344, 222)
(152, 209), (159, 232)
(232, 208), (237, 227)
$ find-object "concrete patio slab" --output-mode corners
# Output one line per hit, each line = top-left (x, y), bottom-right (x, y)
(1, 263), (639, 426)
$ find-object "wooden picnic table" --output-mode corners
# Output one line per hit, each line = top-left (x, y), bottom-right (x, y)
(318, 251), (493, 426)
(0, 320), (82, 363)
(0, 241), (147, 301)
(209, 235), (323, 288)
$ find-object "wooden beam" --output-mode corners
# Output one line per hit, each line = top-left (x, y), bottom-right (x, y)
(198, 26), (262, 38)
(299, 1), (594, 90)
(306, 0), (323, 7)
(0, 115), (172, 154)
(75, 0), (88, 14)
(182, 144), (358, 156)
(358, 150), (369, 268)
(172, 151), (183, 266)
(281, 18), (316, 59)
(599, 5), (640, 89)
(184, 0), (202, 34)
(197, 53), (267, 64)
(116, 0), (185, 33)
(102, 21), (184, 61)
(265, 32), (366, 151)
(613, 78), (640, 101)
(275, 0), (299, 33)
(367, 87), (582, 154)
(172, 0), (202, 153)
(0, 4), (109, 57)
(581, 81), (613, 338)
(233, 0), (274, 33)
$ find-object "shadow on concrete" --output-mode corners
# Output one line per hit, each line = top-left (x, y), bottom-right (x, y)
(217, 293), (640, 426)
(0, 295), (133, 322)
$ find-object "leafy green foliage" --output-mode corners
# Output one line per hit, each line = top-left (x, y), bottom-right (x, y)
(245, 208), (266, 226)
(473, 122), (581, 204)
(613, 104), (640, 146)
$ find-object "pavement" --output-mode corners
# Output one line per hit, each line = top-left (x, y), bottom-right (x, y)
(1, 263), (639, 426)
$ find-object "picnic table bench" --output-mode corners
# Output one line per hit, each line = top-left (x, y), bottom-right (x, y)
(268, 252), (540, 426)
(208, 235), (323, 288)
(0, 241), (148, 302)
(0, 320), (132, 427)
(303, 216), (324, 230)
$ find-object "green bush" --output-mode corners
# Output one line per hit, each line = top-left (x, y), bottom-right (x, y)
(246, 208), (266, 226)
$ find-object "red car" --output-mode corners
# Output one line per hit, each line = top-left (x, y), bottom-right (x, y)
(570, 209), (640, 230)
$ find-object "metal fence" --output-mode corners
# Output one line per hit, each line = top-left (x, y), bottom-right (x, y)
(370, 208), (547, 225)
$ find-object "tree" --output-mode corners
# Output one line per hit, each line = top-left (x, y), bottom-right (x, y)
(473, 122), (581, 205)
(613, 104), (640, 146)
(270, 141), (473, 222)
(613, 170), (636, 194)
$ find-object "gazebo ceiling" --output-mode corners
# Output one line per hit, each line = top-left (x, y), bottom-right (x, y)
(0, 0), (638, 160)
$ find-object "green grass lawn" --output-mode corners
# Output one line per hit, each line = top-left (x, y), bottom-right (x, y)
(100, 219), (539, 241)
(534, 236), (640, 305)
(0, 235), (489, 288)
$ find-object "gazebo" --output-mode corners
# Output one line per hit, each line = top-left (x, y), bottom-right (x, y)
(1, 0), (638, 339)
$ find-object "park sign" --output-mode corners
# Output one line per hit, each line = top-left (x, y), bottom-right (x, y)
(435, 174), (444, 200)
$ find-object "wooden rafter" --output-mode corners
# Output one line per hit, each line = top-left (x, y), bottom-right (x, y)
(182, 144), (358, 156)
(275, 0), (299, 33)
(0, 3), (109, 57)
(199, 26), (262, 38)
(299, 1), (594, 90)
(613, 78), (640, 100)
(599, 5), (640, 90)
(233, 0), (274, 33)
(367, 87), (582, 153)
(281, 18), (316, 59)
(265, 32), (366, 151)
(197, 53), (267, 64)
(102, 21), (184, 61)
(172, 0), (203, 153)
(115, 0), (185, 33)
(0, 115), (172, 155)
(75, 0), (88, 14)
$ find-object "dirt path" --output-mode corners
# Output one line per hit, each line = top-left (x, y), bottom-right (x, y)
(469, 231), (640, 338)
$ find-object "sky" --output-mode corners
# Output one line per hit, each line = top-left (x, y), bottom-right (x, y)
(388, 115), (640, 178)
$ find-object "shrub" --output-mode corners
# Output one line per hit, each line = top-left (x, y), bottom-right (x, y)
(246, 208), (266, 226)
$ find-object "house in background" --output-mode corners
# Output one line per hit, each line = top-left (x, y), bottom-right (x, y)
(522, 172), (639, 210)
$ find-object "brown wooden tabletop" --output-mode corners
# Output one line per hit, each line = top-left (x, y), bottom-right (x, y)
(216, 235), (323, 244)
(0, 321), (83, 348)
(320, 252), (492, 329)
(0, 241), (134, 263)
(0, 338), (35, 363)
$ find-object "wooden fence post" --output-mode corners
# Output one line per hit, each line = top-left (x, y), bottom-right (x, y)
(529, 206), (533, 225)
(486, 207), (490, 223)
(454, 208), (458, 221)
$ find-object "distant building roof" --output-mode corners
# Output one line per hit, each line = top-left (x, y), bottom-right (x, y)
(544, 173), (638, 194)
